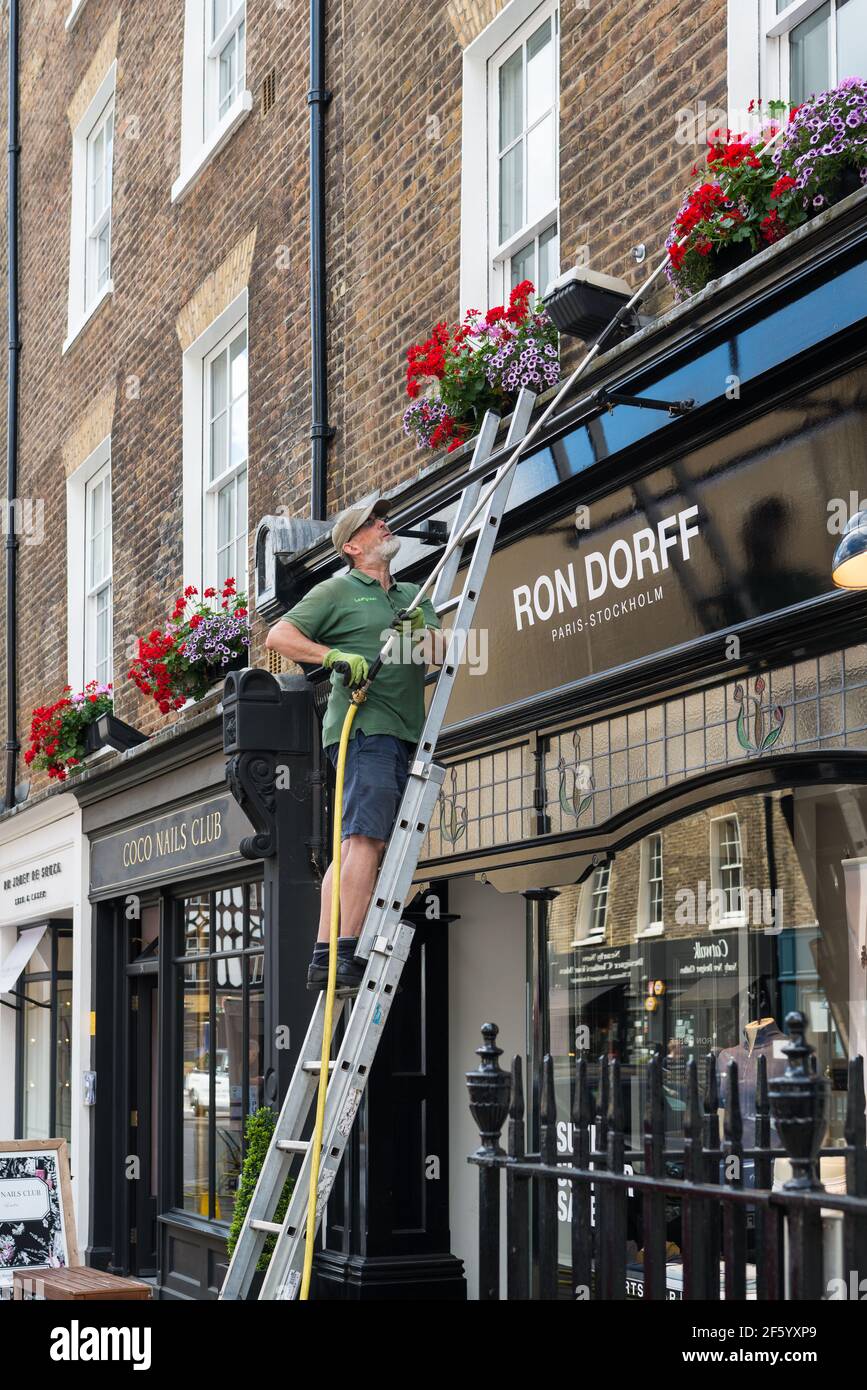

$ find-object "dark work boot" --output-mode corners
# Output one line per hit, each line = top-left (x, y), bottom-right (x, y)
(335, 937), (366, 998)
(306, 943), (330, 992)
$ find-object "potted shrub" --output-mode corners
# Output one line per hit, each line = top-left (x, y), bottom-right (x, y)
(23, 681), (114, 782)
(227, 1106), (294, 1298)
(402, 279), (560, 452)
(128, 579), (251, 713)
(771, 76), (867, 216)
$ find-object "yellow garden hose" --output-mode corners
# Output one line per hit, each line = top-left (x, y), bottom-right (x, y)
(299, 693), (359, 1300)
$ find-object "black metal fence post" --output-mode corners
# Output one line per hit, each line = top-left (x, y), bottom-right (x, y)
(722, 1059), (746, 1299)
(682, 1061), (707, 1299)
(642, 1051), (666, 1300)
(538, 1056), (559, 1299)
(768, 1011), (829, 1300)
(466, 1022), (511, 1301)
(753, 1055), (782, 1300)
(702, 1052), (721, 1301)
(572, 1055), (592, 1299)
(507, 1055), (530, 1299)
(844, 1055), (867, 1293)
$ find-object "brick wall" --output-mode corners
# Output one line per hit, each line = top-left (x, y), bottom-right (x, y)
(0, 0), (728, 795)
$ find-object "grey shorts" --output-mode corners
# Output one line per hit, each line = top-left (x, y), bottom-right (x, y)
(325, 730), (414, 843)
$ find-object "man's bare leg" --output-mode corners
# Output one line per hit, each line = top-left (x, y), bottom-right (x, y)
(317, 834), (384, 943)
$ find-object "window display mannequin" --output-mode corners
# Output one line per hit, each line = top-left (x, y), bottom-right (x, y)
(716, 980), (788, 1186)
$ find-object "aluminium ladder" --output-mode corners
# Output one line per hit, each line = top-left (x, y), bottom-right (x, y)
(219, 387), (537, 1300)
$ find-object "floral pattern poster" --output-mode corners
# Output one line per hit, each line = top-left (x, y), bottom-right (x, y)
(0, 1151), (69, 1270)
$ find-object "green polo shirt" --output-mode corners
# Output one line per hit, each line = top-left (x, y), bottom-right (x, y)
(280, 569), (440, 748)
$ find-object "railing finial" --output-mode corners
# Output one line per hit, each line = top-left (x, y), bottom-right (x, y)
(466, 1022), (511, 1156)
(768, 1010), (829, 1191)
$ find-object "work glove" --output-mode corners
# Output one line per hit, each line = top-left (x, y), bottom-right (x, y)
(394, 606), (427, 636)
(324, 649), (369, 686)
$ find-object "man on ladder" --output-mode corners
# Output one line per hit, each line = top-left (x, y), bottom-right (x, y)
(264, 496), (440, 997)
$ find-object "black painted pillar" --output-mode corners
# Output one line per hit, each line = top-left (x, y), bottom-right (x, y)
(223, 670), (321, 1108)
(313, 883), (467, 1300)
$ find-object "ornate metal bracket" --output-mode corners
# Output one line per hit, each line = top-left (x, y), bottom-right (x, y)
(225, 751), (278, 859)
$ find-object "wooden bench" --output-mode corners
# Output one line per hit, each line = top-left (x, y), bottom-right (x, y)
(13, 1268), (152, 1301)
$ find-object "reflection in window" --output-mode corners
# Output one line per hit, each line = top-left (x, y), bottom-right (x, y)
(589, 862), (611, 938)
(179, 881), (264, 1224)
(545, 783), (863, 1289)
(648, 833), (664, 927)
(714, 816), (744, 919)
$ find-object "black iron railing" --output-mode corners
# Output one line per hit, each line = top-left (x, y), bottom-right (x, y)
(466, 1011), (867, 1300)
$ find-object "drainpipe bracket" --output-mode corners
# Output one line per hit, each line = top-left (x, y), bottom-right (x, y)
(306, 88), (333, 106)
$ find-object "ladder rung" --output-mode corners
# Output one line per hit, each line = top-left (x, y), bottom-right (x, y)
(276, 1139), (310, 1154)
(435, 594), (461, 615)
(424, 670), (439, 686)
(251, 1220), (283, 1235)
(301, 1059), (337, 1074)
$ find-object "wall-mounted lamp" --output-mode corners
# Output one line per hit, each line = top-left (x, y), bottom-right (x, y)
(832, 511), (867, 589)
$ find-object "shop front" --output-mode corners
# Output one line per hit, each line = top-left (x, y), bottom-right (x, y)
(255, 198), (867, 1298)
(0, 794), (88, 1243)
(76, 724), (272, 1299)
(399, 214), (867, 1295)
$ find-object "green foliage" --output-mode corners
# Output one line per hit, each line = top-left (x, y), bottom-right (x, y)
(227, 1105), (295, 1275)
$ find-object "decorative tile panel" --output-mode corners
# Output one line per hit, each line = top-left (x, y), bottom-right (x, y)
(419, 644), (867, 865)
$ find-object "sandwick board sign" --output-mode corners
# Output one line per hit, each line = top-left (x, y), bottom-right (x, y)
(0, 1139), (78, 1276)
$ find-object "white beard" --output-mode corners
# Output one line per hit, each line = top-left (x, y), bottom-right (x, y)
(373, 535), (401, 562)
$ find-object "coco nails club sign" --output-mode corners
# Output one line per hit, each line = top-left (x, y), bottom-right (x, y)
(443, 389), (867, 729)
(89, 792), (258, 895)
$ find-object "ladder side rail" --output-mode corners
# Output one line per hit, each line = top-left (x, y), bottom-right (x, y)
(219, 992), (345, 1299)
(355, 763), (445, 959)
(261, 920), (418, 1299)
(429, 409), (502, 610)
(414, 445), (524, 757)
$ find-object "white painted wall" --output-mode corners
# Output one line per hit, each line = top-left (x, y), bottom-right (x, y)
(448, 876), (526, 1300)
(0, 796), (89, 1253)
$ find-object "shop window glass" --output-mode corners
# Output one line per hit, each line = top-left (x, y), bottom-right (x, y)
(546, 783), (865, 1285)
(17, 927), (73, 1142)
(178, 881), (263, 1223)
(22, 981), (52, 1140)
(182, 959), (210, 1216)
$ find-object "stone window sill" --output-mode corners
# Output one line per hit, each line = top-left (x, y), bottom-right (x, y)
(62, 280), (113, 355)
(171, 92), (254, 204)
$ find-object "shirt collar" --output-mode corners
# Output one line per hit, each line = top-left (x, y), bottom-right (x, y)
(349, 569), (395, 590)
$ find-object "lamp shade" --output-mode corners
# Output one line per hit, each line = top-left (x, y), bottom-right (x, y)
(832, 510), (867, 589)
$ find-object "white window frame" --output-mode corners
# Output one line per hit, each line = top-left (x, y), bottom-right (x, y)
(572, 861), (611, 945)
(64, 63), (116, 353)
(84, 462), (113, 688)
(182, 290), (249, 597)
(728, 0), (863, 119)
(460, 0), (560, 317)
(709, 814), (747, 928)
(66, 436), (112, 693)
(636, 833), (665, 938)
(173, 0), (253, 204)
(85, 95), (114, 312)
(203, 321), (248, 594)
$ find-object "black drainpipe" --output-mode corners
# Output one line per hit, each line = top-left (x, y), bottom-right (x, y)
(308, 0), (333, 521)
(4, 0), (20, 812)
